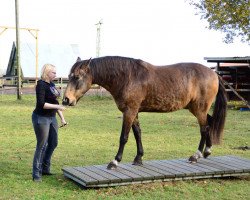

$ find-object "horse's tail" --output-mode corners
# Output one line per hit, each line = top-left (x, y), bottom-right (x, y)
(210, 76), (228, 145)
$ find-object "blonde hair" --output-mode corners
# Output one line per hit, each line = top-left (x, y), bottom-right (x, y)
(40, 64), (56, 81)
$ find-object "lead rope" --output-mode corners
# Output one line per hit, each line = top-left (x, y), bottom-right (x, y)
(15, 123), (68, 160)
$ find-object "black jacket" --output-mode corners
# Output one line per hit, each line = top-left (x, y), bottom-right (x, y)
(33, 80), (59, 117)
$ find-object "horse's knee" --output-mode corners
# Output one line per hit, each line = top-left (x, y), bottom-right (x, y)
(120, 136), (128, 145)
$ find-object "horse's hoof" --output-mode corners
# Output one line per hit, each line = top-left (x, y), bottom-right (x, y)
(203, 151), (211, 158)
(132, 160), (143, 166)
(188, 155), (198, 163)
(107, 160), (118, 170)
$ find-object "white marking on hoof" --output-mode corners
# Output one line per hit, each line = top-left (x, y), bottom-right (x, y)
(194, 150), (203, 159)
(205, 147), (212, 154)
(112, 160), (118, 166)
(203, 147), (212, 158)
(189, 150), (203, 163)
(107, 159), (119, 170)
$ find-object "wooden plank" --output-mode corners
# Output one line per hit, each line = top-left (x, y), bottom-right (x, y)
(171, 159), (214, 175)
(188, 160), (226, 175)
(114, 164), (145, 182)
(121, 164), (154, 181)
(208, 157), (245, 172)
(158, 160), (197, 176)
(126, 163), (166, 179)
(212, 156), (250, 172)
(88, 165), (122, 183)
(63, 172), (88, 187)
(227, 155), (250, 164)
(74, 167), (110, 185)
(144, 160), (178, 178)
(168, 160), (206, 175)
(199, 158), (238, 173)
(134, 163), (168, 179)
(62, 156), (250, 188)
(62, 167), (96, 186)
(94, 165), (133, 183)
(149, 160), (187, 177)
(208, 158), (244, 173)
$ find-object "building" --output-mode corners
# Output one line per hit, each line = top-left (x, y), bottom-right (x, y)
(2, 42), (80, 79)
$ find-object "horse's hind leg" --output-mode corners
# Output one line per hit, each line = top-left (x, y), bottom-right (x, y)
(203, 114), (213, 158)
(132, 114), (144, 165)
(189, 112), (210, 163)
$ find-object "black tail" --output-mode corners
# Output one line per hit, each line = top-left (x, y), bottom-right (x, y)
(210, 77), (228, 144)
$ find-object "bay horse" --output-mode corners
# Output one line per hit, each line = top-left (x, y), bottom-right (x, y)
(62, 56), (227, 170)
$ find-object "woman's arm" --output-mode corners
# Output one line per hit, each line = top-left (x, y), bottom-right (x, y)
(43, 103), (65, 111)
(43, 103), (67, 126)
(57, 110), (67, 125)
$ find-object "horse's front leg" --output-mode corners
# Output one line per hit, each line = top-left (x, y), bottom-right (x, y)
(107, 109), (137, 170)
(132, 115), (144, 165)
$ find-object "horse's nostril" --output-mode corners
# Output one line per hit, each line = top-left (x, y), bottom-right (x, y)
(62, 97), (69, 105)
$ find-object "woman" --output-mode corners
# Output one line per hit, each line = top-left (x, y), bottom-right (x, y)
(32, 64), (67, 182)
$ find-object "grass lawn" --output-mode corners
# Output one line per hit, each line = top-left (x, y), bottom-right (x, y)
(0, 94), (249, 200)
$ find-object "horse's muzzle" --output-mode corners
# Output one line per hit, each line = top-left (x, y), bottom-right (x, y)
(62, 97), (69, 106)
(62, 97), (76, 106)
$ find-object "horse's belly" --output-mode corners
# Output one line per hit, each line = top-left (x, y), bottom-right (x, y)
(140, 96), (187, 112)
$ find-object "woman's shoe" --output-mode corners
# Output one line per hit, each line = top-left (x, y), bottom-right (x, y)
(33, 177), (42, 182)
(42, 172), (54, 176)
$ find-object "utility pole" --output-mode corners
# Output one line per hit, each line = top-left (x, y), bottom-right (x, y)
(95, 20), (103, 96)
(95, 20), (102, 57)
(15, 0), (21, 100)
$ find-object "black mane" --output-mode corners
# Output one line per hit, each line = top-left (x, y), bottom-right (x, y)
(83, 56), (149, 87)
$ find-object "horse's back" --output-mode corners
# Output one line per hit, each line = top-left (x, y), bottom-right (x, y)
(153, 62), (218, 90)
(140, 63), (219, 112)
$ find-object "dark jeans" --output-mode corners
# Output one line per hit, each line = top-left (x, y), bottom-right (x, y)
(32, 112), (58, 179)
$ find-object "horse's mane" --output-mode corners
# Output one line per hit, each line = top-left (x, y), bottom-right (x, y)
(82, 56), (150, 86)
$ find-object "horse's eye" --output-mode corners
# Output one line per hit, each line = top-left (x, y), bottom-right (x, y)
(70, 76), (79, 81)
(75, 79), (83, 90)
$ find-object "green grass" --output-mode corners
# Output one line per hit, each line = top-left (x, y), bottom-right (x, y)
(0, 94), (249, 200)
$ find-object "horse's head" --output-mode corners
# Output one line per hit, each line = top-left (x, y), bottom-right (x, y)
(62, 57), (92, 106)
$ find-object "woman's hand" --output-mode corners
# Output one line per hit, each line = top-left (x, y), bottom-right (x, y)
(61, 119), (67, 125)
(60, 121), (68, 128)
(57, 105), (66, 111)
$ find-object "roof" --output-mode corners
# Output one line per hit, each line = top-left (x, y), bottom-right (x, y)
(204, 56), (250, 63)
(4, 42), (80, 78)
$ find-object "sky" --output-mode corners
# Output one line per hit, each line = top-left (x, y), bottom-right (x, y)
(0, 0), (249, 75)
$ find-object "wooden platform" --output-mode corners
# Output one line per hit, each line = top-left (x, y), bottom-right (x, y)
(62, 155), (250, 188)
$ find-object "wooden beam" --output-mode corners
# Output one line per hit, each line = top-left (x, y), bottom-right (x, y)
(0, 26), (39, 32)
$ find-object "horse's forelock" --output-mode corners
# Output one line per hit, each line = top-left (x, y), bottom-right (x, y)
(70, 61), (83, 74)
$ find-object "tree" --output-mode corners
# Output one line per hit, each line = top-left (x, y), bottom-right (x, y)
(188, 0), (250, 44)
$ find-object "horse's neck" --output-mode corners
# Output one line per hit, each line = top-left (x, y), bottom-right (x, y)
(91, 65), (122, 97)
(91, 67), (113, 91)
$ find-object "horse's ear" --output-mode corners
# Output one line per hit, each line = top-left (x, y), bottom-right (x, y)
(86, 57), (92, 66)
(76, 57), (81, 62)
(79, 58), (92, 74)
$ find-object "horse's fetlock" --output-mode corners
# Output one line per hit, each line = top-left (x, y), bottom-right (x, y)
(203, 147), (212, 158)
